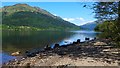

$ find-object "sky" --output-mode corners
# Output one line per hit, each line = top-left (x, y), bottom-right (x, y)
(2, 2), (97, 26)
(0, 0), (118, 2)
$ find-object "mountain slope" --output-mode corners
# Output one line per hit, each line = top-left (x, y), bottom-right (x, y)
(1, 4), (79, 30)
(80, 22), (97, 30)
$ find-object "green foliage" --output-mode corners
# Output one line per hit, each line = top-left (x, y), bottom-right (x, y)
(95, 21), (113, 32)
(93, 2), (120, 46)
(95, 21), (120, 46)
(1, 4), (80, 31)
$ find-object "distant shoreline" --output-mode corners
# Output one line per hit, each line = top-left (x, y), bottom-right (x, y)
(1, 25), (81, 31)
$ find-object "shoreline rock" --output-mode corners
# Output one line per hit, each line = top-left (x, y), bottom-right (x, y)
(2, 38), (120, 67)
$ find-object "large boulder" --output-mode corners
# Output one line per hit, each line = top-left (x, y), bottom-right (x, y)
(54, 44), (60, 48)
(11, 51), (21, 56)
(85, 37), (90, 41)
(77, 39), (80, 43)
(94, 41), (107, 45)
(44, 45), (51, 50)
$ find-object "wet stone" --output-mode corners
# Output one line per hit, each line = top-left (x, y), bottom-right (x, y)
(73, 42), (78, 44)
(77, 39), (80, 43)
(54, 44), (60, 48)
(85, 37), (90, 41)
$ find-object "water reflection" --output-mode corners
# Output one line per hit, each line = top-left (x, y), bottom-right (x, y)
(57, 30), (99, 46)
(2, 31), (74, 53)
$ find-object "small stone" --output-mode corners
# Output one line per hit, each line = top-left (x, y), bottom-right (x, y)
(106, 60), (111, 64)
(103, 49), (110, 52)
(22, 58), (25, 60)
(118, 62), (120, 66)
(26, 63), (31, 66)
(17, 62), (20, 64)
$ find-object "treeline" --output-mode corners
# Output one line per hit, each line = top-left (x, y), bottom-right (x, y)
(92, 2), (120, 46)
(94, 20), (120, 45)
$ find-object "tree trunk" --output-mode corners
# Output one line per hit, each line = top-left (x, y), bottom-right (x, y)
(116, 1), (120, 44)
(118, 1), (120, 21)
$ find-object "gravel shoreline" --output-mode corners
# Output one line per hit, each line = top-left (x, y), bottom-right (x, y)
(2, 38), (120, 67)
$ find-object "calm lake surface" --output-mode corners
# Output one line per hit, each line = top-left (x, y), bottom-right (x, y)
(1, 30), (99, 64)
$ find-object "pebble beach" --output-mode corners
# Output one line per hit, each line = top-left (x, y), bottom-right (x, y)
(2, 38), (120, 67)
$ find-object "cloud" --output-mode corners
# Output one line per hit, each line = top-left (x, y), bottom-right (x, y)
(53, 14), (58, 16)
(63, 17), (85, 22)
(63, 17), (95, 26)
(63, 18), (75, 21)
(76, 17), (85, 21)
(79, 20), (95, 25)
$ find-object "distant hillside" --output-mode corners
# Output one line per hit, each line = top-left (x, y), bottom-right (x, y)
(80, 22), (98, 30)
(1, 4), (79, 31)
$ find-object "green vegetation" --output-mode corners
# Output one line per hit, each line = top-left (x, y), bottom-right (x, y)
(1, 24), (79, 31)
(1, 4), (80, 31)
(94, 21), (115, 32)
(93, 2), (120, 46)
(95, 20), (120, 45)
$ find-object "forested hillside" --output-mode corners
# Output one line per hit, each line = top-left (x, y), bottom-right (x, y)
(1, 4), (80, 31)
(80, 22), (97, 30)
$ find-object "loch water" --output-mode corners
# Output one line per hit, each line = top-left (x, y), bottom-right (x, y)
(1, 30), (99, 64)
